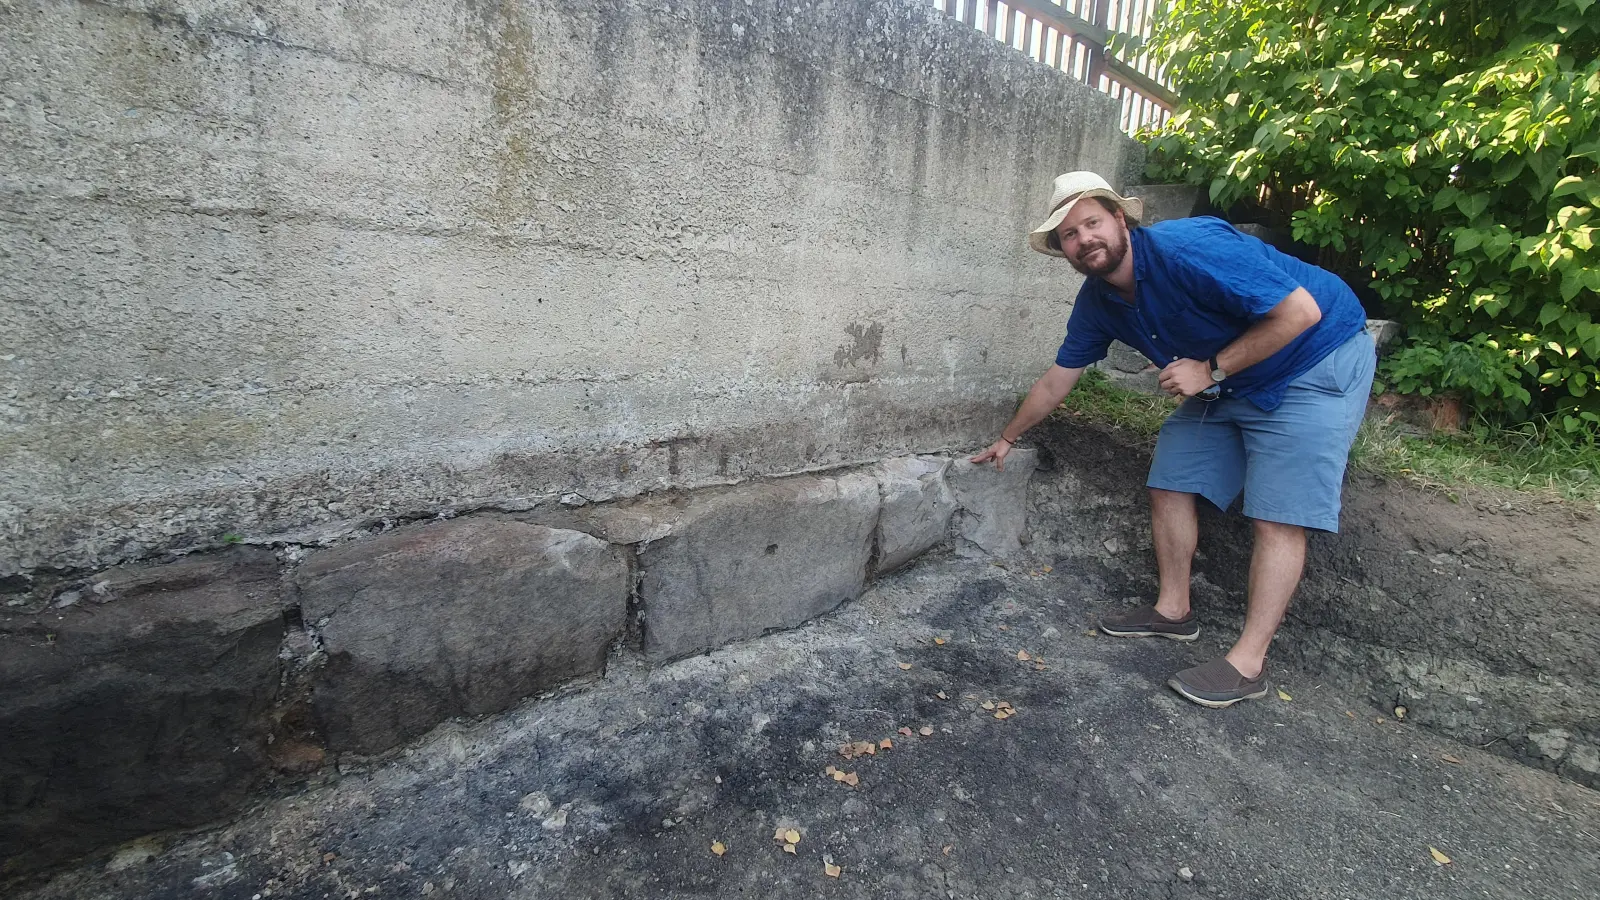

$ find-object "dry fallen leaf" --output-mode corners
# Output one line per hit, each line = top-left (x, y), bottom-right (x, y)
(879, 738), (893, 750)
(774, 827), (787, 842)
(1441, 754), (1463, 765)
(981, 701), (996, 711)
(997, 625), (1010, 631)
(935, 691), (948, 700)
(897, 662), (913, 670)
(1043, 566), (1053, 573)
(825, 765), (837, 776)
(1395, 705), (1408, 720)
(711, 841), (726, 857)
(942, 845), (953, 856)
(784, 844), (797, 855)
(784, 830), (801, 845)
(997, 701), (1013, 710)
(861, 742), (877, 756)
(1034, 663), (1047, 671)
(919, 725), (934, 737)
(842, 772), (859, 787)
(994, 710), (1010, 720)
(1017, 650), (1031, 661)
(934, 637), (947, 646)
(824, 862), (842, 878)
(323, 853), (337, 865)
(1428, 846), (1452, 866)
(898, 727), (913, 737)
(1277, 688), (1293, 702)
(1345, 710), (1356, 719)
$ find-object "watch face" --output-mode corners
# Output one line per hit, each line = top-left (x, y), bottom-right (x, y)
(1211, 368), (1226, 383)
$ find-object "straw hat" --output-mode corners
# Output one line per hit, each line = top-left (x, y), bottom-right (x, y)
(1027, 172), (1144, 257)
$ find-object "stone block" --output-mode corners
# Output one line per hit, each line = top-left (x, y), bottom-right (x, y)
(637, 474), (880, 661)
(1527, 728), (1571, 761)
(873, 457), (957, 574)
(1564, 742), (1599, 787)
(1366, 318), (1402, 352)
(1132, 183), (1201, 225)
(948, 449), (1039, 556)
(296, 519), (629, 755)
(0, 549), (284, 876)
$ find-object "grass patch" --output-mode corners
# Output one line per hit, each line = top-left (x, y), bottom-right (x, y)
(1054, 368), (1600, 504)
(1350, 416), (1600, 504)
(1054, 368), (1176, 439)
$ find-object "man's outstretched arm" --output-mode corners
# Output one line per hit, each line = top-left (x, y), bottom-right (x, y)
(970, 364), (1085, 471)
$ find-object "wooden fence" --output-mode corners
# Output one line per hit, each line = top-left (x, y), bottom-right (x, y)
(929, 0), (1177, 134)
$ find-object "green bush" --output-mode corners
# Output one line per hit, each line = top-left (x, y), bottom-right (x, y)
(1132, 0), (1600, 434)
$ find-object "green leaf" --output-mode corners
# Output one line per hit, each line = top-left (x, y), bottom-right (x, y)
(1540, 303), (1566, 326)
(1492, 154), (1525, 184)
(1454, 229), (1484, 253)
(1562, 270), (1586, 302)
(1457, 193), (1489, 220)
(1553, 176), (1590, 198)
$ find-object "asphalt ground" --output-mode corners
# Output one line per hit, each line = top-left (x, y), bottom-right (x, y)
(18, 552), (1599, 900)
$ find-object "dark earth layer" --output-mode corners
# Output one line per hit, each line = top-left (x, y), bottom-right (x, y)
(1028, 415), (1600, 787)
(14, 549), (1597, 900)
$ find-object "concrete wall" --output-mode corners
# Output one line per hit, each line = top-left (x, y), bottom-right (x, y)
(0, 0), (1139, 578)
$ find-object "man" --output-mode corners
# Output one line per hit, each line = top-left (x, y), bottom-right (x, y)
(971, 171), (1375, 708)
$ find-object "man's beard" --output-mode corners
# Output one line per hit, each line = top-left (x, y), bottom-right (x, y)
(1066, 229), (1129, 278)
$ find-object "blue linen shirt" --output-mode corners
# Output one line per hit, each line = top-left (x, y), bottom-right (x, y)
(1054, 217), (1367, 410)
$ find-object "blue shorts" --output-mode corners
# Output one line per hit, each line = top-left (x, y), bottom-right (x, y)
(1147, 330), (1376, 533)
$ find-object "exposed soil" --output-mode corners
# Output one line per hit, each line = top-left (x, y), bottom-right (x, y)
(11, 550), (1598, 900)
(1027, 414), (1600, 787)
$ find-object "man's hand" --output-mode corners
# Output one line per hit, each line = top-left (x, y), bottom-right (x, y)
(1159, 358), (1213, 398)
(969, 439), (1013, 471)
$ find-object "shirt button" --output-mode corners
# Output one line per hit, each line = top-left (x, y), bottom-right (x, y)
(1226, 388), (1234, 393)
(1149, 334), (1157, 339)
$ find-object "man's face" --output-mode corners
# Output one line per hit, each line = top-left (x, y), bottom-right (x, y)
(1054, 199), (1129, 278)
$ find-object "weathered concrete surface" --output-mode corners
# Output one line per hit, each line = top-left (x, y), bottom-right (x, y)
(0, 550), (283, 876)
(11, 554), (1598, 900)
(947, 449), (1039, 556)
(296, 519), (630, 754)
(1132, 183), (1202, 225)
(636, 473), (879, 661)
(872, 456), (957, 573)
(1027, 414), (1600, 790)
(0, 0), (1140, 577)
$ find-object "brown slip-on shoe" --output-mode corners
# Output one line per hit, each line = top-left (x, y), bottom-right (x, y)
(1099, 604), (1199, 642)
(1168, 657), (1269, 708)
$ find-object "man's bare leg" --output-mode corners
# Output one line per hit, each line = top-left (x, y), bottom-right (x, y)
(1225, 519), (1306, 679)
(1150, 488), (1198, 620)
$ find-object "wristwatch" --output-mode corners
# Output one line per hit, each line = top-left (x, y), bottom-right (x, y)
(1208, 357), (1227, 383)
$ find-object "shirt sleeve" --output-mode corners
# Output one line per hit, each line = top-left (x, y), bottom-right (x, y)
(1166, 221), (1303, 320)
(1054, 286), (1113, 369)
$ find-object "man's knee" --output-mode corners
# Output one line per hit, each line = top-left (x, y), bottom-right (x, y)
(1251, 517), (1305, 542)
(1149, 487), (1196, 507)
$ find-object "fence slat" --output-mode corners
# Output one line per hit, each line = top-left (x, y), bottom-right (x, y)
(942, 0), (1178, 129)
